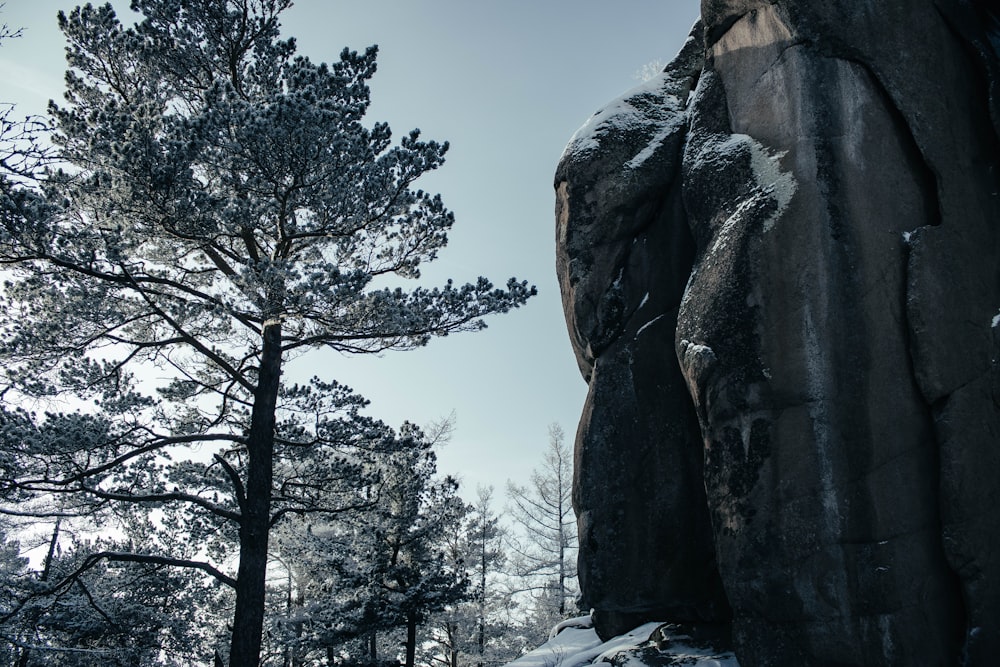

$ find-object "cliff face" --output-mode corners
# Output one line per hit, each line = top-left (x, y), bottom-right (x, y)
(555, 2), (1000, 665)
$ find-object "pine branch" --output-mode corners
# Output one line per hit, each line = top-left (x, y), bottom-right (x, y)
(213, 452), (247, 515)
(78, 484), (241, 523)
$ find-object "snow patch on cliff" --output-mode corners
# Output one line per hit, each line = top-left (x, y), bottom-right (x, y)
(561, 70), (687, 168)
(636, 314), (666, 338)
(504, 616), (739, 667)
(747, 139), (795, 231)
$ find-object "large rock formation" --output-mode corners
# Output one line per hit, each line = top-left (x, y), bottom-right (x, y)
(556, 2), (1000, 665)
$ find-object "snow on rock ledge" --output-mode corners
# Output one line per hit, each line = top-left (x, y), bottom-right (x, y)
(505, 617), (738, 667)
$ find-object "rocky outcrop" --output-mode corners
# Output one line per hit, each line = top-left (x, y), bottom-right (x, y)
(556, 24), (730, 640)
(555, 2), (1000, 665)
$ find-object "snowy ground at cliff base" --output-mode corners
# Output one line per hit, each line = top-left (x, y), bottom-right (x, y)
(505, 616), (739, 667)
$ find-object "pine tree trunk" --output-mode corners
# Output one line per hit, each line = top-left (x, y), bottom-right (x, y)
(405, 612), (418, 667)
(229, 321), (282, 667)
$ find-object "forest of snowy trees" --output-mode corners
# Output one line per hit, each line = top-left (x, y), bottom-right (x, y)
(0, 419), (579, 666)
(0, 1), (578, 665)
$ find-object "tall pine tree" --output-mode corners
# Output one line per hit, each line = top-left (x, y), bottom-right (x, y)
(0, 1), (533, 664)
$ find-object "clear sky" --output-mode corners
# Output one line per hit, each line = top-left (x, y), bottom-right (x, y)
(0, 0), (700, 498)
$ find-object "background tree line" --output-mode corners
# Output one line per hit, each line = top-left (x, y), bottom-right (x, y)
(0, 1), (577, 664)
(0, 418), (578, 666)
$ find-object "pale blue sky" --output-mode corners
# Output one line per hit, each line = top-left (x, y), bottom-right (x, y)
(0, 0), (700, 497)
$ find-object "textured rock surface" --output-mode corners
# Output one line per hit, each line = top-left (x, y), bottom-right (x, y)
(556, 1), (1000, 664)
(556, 25), (730, 640)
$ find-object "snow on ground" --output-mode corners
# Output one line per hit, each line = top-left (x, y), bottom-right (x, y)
(505, 615), (739, 667)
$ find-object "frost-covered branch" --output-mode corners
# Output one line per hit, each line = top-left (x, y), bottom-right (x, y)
(78, 484), (241, 523)
(76, 551), (237, 588)
(268, 496), (377, 529)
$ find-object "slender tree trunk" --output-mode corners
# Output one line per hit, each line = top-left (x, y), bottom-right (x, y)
(368, 631), (377, 664)
(478, 529), (486, 667)
(557, 453), (567, 617)
(41, 519), (60, 581)
(405, 612), (418, 667)
(443, 621), (458, 667)
(292, 584), (305, 667)
(17, 519), (61, 667)
(229, 321), (282, 667)
(284, 567), (292, 667)
(446, 621), (458, 667)
(558, 539), (566, 617)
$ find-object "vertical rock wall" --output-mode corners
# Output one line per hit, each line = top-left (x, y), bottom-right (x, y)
(555, 1), (1000, 664)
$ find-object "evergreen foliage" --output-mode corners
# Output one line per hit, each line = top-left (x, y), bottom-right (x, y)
(267, 425), (468, 667)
